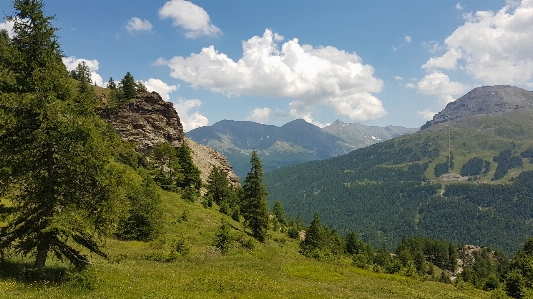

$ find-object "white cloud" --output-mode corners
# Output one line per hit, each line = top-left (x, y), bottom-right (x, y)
(62, 56), (104, 87)
(157, 29), (386, 122)
(418, 109), (438, 120)
(455, 3), (463, 11)
(126, 17), (153, 32)
(423, 0), (533, 86)
(245, 107), (271, 124)
(0, 20), (14, 38)
(395, 76), (403, 81)
(405, 82), (416, 89)
(417, 72), (466, 105)
(142, 78), (178, 101)
(404, 35), (412, 43)
(273, 109), (289, 117)
(159, 0), (221, 38)
(173, 99), (209, 131)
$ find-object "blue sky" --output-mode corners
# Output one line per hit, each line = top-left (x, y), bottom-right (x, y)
(2, 0), (532, 131)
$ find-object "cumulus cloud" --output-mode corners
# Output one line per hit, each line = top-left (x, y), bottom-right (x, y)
(0, 20), (15, 38)
(395, 76), (403, 81)
(142, 78), (178, 101)
(423, 0), (533, 86)
(126, 17), (153, 32)
(173, 99), (209, 131)
(62, 56), (104, 86)
(157, 29), (386, 122)
(404, 35), (412, 43)
(246, 107), (271, 124)
(418, 109), (438, 120)
(417, 72), (466, 105)
(455, 3), (463, 10)
(405, 82), (416, 89)
(159, 0), (221, 38)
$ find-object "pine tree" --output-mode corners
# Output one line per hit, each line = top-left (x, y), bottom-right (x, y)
(151, 142), (182, 190)
(272, 200), (286, 224)
(0, 0), (124, 268)
(119, 71), (136, 100)
(176, 142), (201, 191)
(207, 165), (231, 205)
(300, 213), (326, 255)
(241, 151), (269, 242)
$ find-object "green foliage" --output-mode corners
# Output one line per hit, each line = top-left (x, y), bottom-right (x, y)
(119, 71), (136, 100)
(150, 142), (182, 191)
(241, 151), (269, 242)
(493, 149), (523, 180)
(0, 0), (128, 268)
(207, 165), (232, 205)
(213, 220), (232, 254)
(115, 169), (163, 242)
(461, 157), (491, 176)
(272, 200), (286, 225)
(69, 61), (92, 85)
(176, 143), (202, 191)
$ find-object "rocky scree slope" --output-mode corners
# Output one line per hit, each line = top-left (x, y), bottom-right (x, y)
(105, 91), (239, 185)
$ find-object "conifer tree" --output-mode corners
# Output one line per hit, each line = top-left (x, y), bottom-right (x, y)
(272, 200), (286, 224)
(176, 142), (201, 191)
(0, 0), (124, 268)
(300, 213), (326, 255)
(241, 151), (269, 242)
(207, 165), (232, 205)
(120, 71), (136, 100)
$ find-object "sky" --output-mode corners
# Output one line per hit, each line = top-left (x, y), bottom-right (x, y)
(1, 0), (532, 131)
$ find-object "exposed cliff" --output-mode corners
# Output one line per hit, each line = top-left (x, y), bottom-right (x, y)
(105, 91), (239, 185)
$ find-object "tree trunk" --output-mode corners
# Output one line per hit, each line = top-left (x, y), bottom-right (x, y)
(34, 241), (50, 268)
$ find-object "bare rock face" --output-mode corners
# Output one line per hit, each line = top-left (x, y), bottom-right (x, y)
(186, 138), (240, 186)
(108, 91), (185, 152)
(106, 91), (239, 185)
(421, 85), (533, 130)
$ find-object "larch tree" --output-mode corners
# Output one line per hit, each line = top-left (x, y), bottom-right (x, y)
(176, 143), (201, 191)
(241, 151), (269, 242)
(0, 0), (125, 268)
(206, 165), (232, 206)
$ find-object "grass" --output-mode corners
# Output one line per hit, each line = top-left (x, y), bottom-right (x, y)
(0, 191), (492, 299)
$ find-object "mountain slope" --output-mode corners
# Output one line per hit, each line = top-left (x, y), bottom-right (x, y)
(323, 120), (417, 148)
(264, 86), (533, 255)
(188, 119), (417, 179)
(422, 85), (533, 129)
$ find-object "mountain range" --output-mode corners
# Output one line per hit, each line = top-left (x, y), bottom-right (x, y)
(188, 119), (417, 179)
(263, 85), (533, 255)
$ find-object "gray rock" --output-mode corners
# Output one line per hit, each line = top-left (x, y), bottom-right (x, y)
(105, 91), (239, 185)
(421, 85), (533, 130)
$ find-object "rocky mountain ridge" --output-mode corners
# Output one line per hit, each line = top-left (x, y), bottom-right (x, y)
(422, 85), (533, 129)
(188, 118), (417, 179)
(105, 91), (239, 185)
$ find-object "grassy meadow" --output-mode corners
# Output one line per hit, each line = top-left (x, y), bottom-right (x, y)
(0, 191), (492, 299)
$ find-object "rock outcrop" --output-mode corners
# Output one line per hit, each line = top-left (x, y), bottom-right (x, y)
(106, 91), (239, 184)
(108, 91), (185, 152)
(421, 85), (533, 130)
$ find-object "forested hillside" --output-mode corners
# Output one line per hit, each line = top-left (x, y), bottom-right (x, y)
(265, 110), (533, 255)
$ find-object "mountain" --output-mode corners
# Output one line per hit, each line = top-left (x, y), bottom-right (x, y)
(323, 120), (417, 147)
(188, 119), (417, 179)
(422, 85), (533, 129)
(264, 85), (533, 255)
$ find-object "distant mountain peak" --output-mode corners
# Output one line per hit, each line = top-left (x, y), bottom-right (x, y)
(421, 85), (533, 130)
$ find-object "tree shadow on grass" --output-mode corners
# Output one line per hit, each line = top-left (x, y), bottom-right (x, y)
(0, 259), (70, 284)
